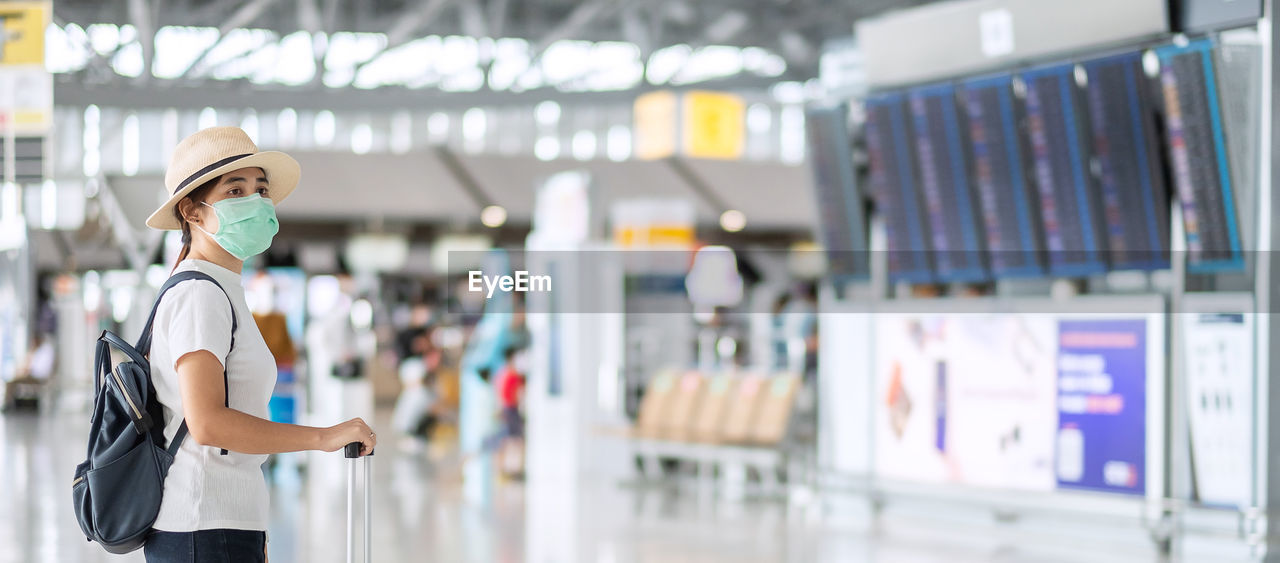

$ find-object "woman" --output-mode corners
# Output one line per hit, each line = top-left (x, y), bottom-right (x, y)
(143, 127), (377, 562)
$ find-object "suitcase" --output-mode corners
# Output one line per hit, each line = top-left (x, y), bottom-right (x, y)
(343, 442), (374, 563)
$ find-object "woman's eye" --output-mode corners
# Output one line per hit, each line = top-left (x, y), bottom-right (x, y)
(228, 188), (242, 196)
(257, 187), (269, 196)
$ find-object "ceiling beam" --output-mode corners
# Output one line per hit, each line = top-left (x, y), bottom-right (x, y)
(620, 6), (653, 58)
(512, 0), (644, 88)
(321, 0), (341, 33)
(176, 0), (279, 79)
(664, 156), (732, 214)
(185, 0), (251, 28)
(459, 0), (488, 39)
(350, 0), (457, 80)
(297, 0), (322, 33)
(486, 0), (509, 39)
(52, 72), (788, 112)
(386, 0), (456, 46)
(529, 0), (624, 54)
(296, 0), (332, 89)
(432, 145), (494, 211)
(127, 0), (155, 83)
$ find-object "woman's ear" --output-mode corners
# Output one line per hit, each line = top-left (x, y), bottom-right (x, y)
(176, 197), (200, 224)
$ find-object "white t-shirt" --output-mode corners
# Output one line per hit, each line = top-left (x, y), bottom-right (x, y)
(150, 259), (278, 532)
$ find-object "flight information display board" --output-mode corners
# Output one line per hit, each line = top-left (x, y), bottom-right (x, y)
(960, 74), (1047, 278)
(805, 105), (870, 279)
(907, 84), (989, 282)
(1019, 64), (1110, 277)
(1082, 52), (1171, 271)
(1156, 39), (1244, 272)
(865, 93), (934, 283)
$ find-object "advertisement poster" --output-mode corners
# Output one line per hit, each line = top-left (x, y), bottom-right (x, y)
(1183, 312), (1254, 508)
(1055, 319), (1147, 495)
(874, 314), (1058, 491)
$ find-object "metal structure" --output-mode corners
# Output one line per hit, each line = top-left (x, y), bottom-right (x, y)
(46, 0), (932, 110)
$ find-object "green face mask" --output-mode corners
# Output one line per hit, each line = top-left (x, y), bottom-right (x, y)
(195, 194), (279, 260)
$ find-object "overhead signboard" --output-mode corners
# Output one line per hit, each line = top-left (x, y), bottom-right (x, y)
(681, 91), (745, 160)
(1171, 0), (1262, 32)
(1156, 39), (1244, 272)
(907, 83), (988, 282)
(959, 74), (1047, 278)
(0, 1), (44, 65)
(0, 1), (50, 185)
(0, 67), (50, 135)
(857, 0), (1167, 87)
(1019, 63), (1109, 277)
(804, 105), (870, 280)
(1081, 52), (1170, 271)
(634, 91), (679, 160)
(865, 92), (934, 284)
(634, 90), (745, 161)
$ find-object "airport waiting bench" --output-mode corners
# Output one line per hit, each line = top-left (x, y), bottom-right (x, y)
(615, 370), (810, 496)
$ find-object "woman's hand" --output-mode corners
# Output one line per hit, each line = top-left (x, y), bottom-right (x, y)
(321, 418), (377, 456)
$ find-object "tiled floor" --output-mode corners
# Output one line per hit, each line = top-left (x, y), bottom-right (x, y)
(0, 408), (1199, 563)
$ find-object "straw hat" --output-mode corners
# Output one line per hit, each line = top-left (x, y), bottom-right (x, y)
(146, 126), (301, 230)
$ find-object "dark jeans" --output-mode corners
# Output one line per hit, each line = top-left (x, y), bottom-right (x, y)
(480, 407), (524, 452)
(501, 406), (524, 439)
(144, 529), (266, 563)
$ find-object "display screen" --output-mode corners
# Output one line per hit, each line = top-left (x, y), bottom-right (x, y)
(1156, 39), (1244, 272)
(907, 84), (989, 282)
(865, 93), (934, 283)
(804, 105), (870, 279)
(1082, 52), (1171, 271)
(960, 75), (1047, 278)
(1019, 64), (1110, 277)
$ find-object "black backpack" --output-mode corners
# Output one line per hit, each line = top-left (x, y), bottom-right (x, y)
(72, 271), (236, 554)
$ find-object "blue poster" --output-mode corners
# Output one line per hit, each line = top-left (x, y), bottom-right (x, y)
(1055, 319), (1147, 495)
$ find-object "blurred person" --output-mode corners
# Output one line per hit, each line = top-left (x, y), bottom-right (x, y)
(703, 305), (746, 370)
(461, 345), (525, 475)
(783, 282), (819, 379)
(391, 325), (444, 449)
(770, 292), (792, 370)
(306, 266), (376, 431)
(141, 127), (375, 562)
(783, 282), (820, 440)
(2, 332), (55, 412)
(394, 302), (434, 359)
(250, 281), (297, 366)
(458, 250), (517, 503)
(475, 345), (525, 477)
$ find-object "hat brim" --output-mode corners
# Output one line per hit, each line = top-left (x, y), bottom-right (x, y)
(146, 151), (301, 230)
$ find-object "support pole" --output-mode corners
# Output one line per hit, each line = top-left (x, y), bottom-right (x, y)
(1261, 1), (1278, 560)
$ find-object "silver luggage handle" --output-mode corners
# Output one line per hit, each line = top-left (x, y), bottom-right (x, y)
(344, 442), (373, 563)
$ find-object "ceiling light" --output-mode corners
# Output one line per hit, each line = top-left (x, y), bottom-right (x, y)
(481, 205), (507, 228)
(720, 209), (746, 232)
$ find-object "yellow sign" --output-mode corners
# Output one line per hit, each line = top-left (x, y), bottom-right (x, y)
(682, 91), (745, 160)
(633, 90), (678, 160)
(634, 89), (746, 161)
(0, 2), (47, 65)
(613, 224), (696, 248)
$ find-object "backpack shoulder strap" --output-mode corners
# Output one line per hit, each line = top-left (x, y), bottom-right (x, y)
(136, 270), (238, 457)
(136, 271), (238, 354)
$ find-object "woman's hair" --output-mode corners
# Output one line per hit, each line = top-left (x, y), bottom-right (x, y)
(170, 175), (221, 271)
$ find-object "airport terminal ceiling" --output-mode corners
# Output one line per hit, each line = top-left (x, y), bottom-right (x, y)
(53, 0), (930, 54)
(47, 0), (937, 106)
